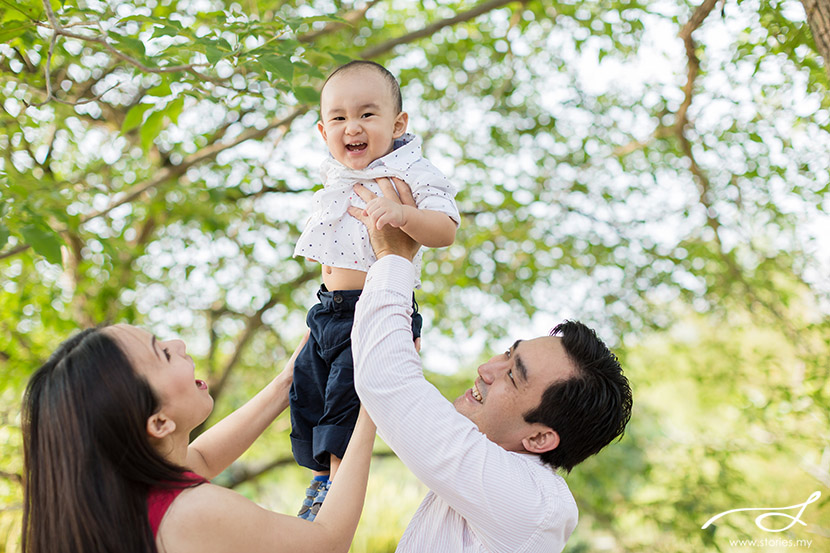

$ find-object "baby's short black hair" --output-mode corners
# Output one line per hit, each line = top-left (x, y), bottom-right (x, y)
(322, 60), (403, 114)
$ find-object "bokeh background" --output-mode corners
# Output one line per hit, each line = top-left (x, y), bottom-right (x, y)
(2, 0), (829, 551)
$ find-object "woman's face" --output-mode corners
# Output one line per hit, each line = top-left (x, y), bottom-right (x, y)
(106, 324), (213, 434)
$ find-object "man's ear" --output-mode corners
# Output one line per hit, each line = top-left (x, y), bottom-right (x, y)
(392, 111), (409, 138)
(146, 412), (176, 440)
(317, 120), (327, 141)
(522, 425), (559, 454)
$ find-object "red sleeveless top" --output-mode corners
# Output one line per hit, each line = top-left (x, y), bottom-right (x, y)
(147, 471), (209, 537)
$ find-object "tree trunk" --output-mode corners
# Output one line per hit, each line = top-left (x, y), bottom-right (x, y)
(801, 0), (830, 79)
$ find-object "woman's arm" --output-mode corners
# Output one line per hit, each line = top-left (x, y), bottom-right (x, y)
(159, 408), (377, 553)
(184, 332), (308, 479)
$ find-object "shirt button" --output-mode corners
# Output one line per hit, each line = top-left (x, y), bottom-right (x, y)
(334, 294), (343, 304)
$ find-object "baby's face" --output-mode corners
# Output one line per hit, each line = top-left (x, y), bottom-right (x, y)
(317, 68), (408, 170)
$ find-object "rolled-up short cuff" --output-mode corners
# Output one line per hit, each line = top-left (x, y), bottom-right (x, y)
(313, 424), (355, 465)
(290, 435), (330, 472)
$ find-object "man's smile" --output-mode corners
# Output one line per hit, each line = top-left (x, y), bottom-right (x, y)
(471, 380), (483, 403)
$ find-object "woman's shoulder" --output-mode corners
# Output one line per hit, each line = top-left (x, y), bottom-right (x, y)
(160, 480), (266, 523)
(148, 473), (209, 536)
(155, 482), (274, 553)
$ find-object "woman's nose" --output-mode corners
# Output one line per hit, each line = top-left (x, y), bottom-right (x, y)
(171, 339), (187, 355)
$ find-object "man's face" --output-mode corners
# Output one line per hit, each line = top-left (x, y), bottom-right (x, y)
(453, 335), (575, 452)
(317, 68), (408, 170)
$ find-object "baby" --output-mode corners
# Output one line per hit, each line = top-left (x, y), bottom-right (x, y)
(290, 60), (460, 520)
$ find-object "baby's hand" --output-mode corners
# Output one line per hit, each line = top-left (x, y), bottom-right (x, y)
(364, 195), (408, 230)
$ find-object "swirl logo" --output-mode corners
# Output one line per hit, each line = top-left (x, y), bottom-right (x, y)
(701, 491), (821, 533)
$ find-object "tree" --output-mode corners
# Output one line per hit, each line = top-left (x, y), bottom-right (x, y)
(2, 0), (829, 550)
(801, 0), (830, 78)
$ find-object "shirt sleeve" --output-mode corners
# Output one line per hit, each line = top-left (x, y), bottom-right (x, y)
(352, 256), (570, 552)
(406, 159), (461, 225)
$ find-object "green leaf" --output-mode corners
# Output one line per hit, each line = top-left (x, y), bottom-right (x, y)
(2, 0), (42, 22)
(330, 53), (352, 66)
(163, 97), (185, 125)
(147, 80), (172, 97)
(107, 32), (146, 57)
(140, 110), (165, 151)
(0, 225), (9, 249)
(121, 104), (153, 133)
(299, 63), (324, 80)
(0, 22), (31, 43)
(293, 86), (319, 104)
(117, 15), (167, 26)
(284, 18), (303, 31)
(198, 11), (227, 23)
(274, 39), (301, 56)
(260, 55), (294, 81)
(152, 23), (182, 38)
(206, 45), (224, 65)
(20, 224), (63, 265)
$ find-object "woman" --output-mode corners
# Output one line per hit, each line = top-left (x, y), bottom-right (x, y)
(22, 323), (375, 553)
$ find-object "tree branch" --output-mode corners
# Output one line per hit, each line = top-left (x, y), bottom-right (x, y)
(0, 107), (306, 262)
(79, 106), (308, 226)
(209, 296), (279, 401)
(298, 0), (382, 43)
(36, 0), (219, 88)
(223, 450), (400, 489)
(62, 230), (97, 328)
(209, 269), (319, 400)
(0, 470), (22, 486)
(359, 0), (518, 59)
(24, 29), (121, 109)
(676, 0), (718, 135)
(0, 244), (30, 261)
(675, 0), (800, 338)
(12, 46), (37, 73)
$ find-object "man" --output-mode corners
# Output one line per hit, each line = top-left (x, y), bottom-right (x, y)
(349, 178), (633, 553)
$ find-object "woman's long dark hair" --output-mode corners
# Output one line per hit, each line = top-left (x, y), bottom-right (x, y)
(22, 327), (196, 553)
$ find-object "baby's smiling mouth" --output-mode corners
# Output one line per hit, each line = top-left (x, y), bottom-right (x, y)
(346, 142), (367, 152)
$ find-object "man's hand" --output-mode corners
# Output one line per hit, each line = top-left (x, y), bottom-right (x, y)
(364, 195), (408, 229)
(348, 177), (421, 261)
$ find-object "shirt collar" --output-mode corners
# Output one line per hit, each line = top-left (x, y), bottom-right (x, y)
(367, 133), (422, 171)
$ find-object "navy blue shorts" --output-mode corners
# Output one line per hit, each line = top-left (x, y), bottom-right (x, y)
(289, 285), (422, 471)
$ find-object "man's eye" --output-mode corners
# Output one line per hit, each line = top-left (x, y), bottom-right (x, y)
(508, 369), (515, 382)
(163, 348), (171, 361)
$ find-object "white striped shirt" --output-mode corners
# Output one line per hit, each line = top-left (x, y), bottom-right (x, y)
(353, 255), (578, 553)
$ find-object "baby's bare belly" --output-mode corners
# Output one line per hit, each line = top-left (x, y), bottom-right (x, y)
(321, 265), (367, 291)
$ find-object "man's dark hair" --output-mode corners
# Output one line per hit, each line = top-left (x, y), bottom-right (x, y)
(523, 320), (633, 472)
(322, 60), (403, 114)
